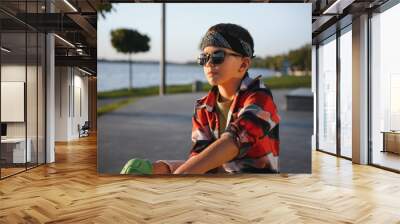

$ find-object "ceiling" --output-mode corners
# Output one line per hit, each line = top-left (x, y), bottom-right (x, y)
(0, 0), (103, 75)
(1, 0), (394, 74)
(308, 0), (390, 43)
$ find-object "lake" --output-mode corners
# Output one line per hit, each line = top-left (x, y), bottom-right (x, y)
(98, 61), (276, 92)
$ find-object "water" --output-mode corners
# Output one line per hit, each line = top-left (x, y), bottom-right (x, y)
(98, 61), (276, 92)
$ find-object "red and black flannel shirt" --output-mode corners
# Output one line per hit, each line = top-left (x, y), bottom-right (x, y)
(189, 73), (280, 173)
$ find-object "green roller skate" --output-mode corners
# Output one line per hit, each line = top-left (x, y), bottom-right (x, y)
(120, 158), (153, 175)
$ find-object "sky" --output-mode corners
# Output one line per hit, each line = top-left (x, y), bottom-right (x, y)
(98, 3), (311, 63)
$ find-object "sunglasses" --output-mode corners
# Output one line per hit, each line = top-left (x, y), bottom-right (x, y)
(197, 50), (242, 66)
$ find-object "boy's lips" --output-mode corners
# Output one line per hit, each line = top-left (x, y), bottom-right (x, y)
(207, 71), (218, 77)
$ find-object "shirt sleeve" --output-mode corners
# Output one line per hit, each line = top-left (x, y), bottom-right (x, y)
(188, 109), (214, 158)
(223, 89), (280, 159)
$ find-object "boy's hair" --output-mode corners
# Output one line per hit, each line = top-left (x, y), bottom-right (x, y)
(208, 23), (254, 54)
(200, 23), (255, 58)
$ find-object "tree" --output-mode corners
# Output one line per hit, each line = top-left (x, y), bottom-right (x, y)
(110, 28), (150, 90)
(97, 3), (114, 19)
(287, 44), (311, 72)
(251, 44), (311, 75)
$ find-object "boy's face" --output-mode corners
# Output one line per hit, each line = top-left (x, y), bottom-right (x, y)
(202, 46), (250, 86)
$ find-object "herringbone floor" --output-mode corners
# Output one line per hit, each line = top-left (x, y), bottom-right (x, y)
(1, 133), (400, 224)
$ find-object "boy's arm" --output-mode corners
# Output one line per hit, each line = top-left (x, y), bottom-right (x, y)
(179, 89), (279, 174)
(174, 134), (238, 174)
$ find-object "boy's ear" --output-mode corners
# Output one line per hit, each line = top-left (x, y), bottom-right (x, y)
(239, 57), (251, 72)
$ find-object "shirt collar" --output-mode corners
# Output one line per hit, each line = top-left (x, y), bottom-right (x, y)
(202, 72), (262, 112)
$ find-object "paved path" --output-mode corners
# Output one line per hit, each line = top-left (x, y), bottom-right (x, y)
(98, 89), (312, 174)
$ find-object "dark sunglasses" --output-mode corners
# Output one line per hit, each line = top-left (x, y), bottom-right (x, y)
(197, 50), (242, 66)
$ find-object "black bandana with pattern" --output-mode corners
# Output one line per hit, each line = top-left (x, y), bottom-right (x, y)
(200, 30), (254, 58)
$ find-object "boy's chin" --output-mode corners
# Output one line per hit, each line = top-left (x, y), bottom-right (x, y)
(207, 80), (218, 86)
(206, 77), (222, 86)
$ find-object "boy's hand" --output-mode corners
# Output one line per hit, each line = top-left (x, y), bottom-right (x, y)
(173, 134), (239, 174)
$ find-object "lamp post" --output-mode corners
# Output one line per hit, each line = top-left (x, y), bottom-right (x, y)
(160, 3), (166, 96)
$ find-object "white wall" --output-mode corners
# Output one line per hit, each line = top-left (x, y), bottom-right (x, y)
(1, 65), (26, 149)
(1, 65), (33, 138)
(72, 71), (89, 138)
(55, 66), (89, 141)
(1, 63), (46, 164)
(1, 65), (26, 129)
(55, 66), (70, 141)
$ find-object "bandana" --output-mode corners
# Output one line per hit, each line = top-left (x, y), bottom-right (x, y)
(200, 30), (254, 58)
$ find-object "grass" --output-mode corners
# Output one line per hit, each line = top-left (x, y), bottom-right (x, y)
(262, 75), (311, 89)
(97, 83), (213, 99)
(97, 86), (158, 99)
(97, 97), (136, 116)
(97, 75), (311, 115)
(98, 75), (310, 99)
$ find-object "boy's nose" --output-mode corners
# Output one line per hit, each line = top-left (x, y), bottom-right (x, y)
(205, 59), (215, 67)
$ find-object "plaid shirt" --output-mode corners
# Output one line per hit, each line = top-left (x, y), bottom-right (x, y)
(189, 73), (280, 173)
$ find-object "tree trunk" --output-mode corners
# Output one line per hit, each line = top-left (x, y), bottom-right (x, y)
(129, 53), (132, 90)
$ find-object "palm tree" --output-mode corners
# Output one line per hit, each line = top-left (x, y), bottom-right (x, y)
(110, 28), (150, 90)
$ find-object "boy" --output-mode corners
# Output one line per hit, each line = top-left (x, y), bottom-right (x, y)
(121, 23), (280, 175)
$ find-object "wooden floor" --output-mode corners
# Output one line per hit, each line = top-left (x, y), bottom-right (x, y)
(0, 134), (400, 223)
(1, 163), (45, 178)
(372, 151), (400, 171)
(1, 167), (26, 178)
